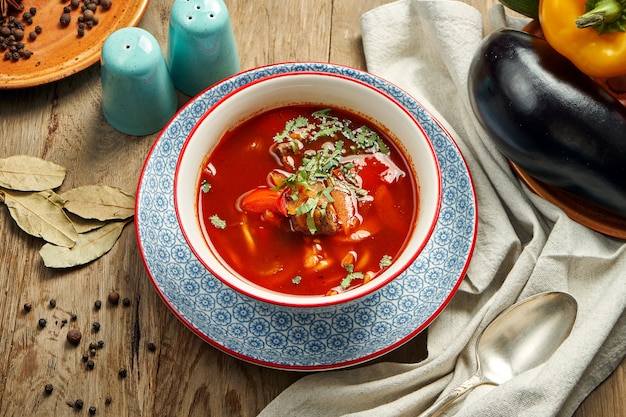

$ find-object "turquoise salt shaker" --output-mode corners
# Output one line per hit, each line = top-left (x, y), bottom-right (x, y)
(101, 27), (177, 136)
(167, 0), (240, 97)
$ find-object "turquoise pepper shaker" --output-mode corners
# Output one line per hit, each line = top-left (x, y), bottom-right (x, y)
(101, 27), (178, 136)
(167, 0), (240, 97)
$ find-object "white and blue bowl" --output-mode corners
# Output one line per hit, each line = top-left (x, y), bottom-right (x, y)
(135, 62), (477, 370)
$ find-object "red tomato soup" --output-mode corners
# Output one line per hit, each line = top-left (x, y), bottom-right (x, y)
(197, 106), (418, 296)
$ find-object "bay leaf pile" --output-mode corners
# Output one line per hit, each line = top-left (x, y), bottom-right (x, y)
(0, 155), (135, 268)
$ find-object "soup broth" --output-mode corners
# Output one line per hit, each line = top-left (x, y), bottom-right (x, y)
(197, 105), (418, 296)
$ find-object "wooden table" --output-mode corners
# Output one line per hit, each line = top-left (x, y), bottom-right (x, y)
(0, 0), (623, 415)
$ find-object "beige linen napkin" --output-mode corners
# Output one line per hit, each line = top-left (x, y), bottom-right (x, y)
(258, 1), (626, 416)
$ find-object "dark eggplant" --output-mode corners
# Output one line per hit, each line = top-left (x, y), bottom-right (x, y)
(468, 28), (626, 217)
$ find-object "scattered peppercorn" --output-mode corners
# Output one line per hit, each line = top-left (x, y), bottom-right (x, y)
(71, 313), (78, 321)
(92, 322), (101, 332)
(147, 342), (157, 352)
(108, 291), (120, 305)
(89, 342), (98, 350)
(49, 299), (56, 308)
(82, 354), (89, 362)
(86, 359), (95, 370)
(118, 368), (127, 378)
(29, 7), (36, 16)
(66, 329), (83, 346)
(23, 303), (32, 312)
(89, 405), (96, 415)
(89, 348), (96, 356)
(97, 340), (104, 349)
(44, 383), (54, 394)
(122, 297), (131, 307)
(104, 396), (112, 405)
(38, 318), (47, 328)
(75, 399), (84, 409)
(59, 13), (71, 26)
(12, 28), (23, 41)
(101, 0), (112, 10)
(94, 299), (102, 310)
(34, 25), (41, 34)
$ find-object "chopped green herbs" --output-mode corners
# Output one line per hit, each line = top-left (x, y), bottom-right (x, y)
(292, 276), (302, 285)
(209, 215), (226, 229)
(271, 108), (390, 235)
(340, 263), (364, 290)
(379, 254), (392, 268)
(200, 180), (211, 193)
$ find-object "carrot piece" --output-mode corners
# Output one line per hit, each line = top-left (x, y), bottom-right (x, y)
(240, 188), (285, 215)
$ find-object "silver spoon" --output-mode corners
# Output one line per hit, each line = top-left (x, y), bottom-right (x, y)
(419, 291), (578, 417)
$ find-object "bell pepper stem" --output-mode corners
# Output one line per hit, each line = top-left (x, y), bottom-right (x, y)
(576, 0), (623, 28)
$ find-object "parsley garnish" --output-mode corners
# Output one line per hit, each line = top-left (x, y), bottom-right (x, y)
(209, 215), (226, 229)
(200, 180), (211, 193)
(379, 255), (392, 268)
(292, 276), (302, 285)
(272, 108), (391, 234)
(340, 263), (365, 290)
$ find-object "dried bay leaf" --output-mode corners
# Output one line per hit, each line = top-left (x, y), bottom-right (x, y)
(61, 185), (135, 221)
(0, 155), (66, 191)
(39, 220), (129, 268)
(2, 189), (77, 247)
(66, 212), (107, 234)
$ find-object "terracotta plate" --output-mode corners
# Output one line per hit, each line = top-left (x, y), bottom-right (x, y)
(0, 0), (149, 89)
(510, 163), (626, 240)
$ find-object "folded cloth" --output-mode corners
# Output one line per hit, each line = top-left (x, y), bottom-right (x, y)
(258, 1), (626, 416)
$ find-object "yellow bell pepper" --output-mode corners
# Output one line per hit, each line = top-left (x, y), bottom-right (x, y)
(539, 0), (626, 78)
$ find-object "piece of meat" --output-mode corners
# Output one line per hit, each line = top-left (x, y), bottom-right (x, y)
(285, 183), (360, 235)
(272, 142), (300, 170)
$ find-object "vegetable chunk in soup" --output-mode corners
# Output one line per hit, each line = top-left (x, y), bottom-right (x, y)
(197, 106), (417, 296)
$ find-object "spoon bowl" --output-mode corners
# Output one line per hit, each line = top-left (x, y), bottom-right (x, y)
(419, 291), (578, 417)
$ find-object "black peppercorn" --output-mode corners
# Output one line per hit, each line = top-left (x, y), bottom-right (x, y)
(89, 405), (96, 415)
(118, 368), (127, 378)
(104, 396), (112, 405)
(94, 299), (102, 310)
(75, 399), (84, 409)
(82, 354), (89, 362)
(97, 340), (104, 349)
(38, 318), (47, 328)
(71, 313), (78, 321)
(34, 25), (42, 34)
(92, 322), (101, 332)
(49, 299), (56, 308)
(23, 303), (32, 312)
(122, 297), (131, 307)
(60, 13), (71, 27)
(147, 342), (156, 352)
(29, 7), (36, 15)
(44, 383), (54, 394)
(86, 359), (95, 370)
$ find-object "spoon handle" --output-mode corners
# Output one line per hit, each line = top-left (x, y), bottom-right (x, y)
(417, 373), (484, 417)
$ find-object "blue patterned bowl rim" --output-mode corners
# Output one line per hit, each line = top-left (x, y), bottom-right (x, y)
(135, 62), (477, 370)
